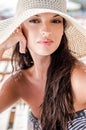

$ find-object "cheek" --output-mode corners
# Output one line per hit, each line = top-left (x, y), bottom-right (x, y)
(28, 27), (38, 39)
(28, 32), (36, 44)
(53, 24), (63, 33)
(55, 28), (63, 41)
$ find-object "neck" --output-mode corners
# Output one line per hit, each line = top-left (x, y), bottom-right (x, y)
(29, 51), (51, 80)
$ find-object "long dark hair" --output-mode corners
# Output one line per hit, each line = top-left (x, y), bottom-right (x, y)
(11, 43), (34, 71)
(12, 29), (77, 130)
(41, 33), (77, 130)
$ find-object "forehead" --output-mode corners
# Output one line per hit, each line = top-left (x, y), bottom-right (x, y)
(22, 12), (64, 26)
(29, 12), (63, 18)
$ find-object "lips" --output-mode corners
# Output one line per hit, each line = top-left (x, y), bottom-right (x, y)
(37, 39), (53, 46)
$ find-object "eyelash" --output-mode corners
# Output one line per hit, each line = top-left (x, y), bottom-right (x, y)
(29, 19), (39, 23)
(51, 19), (62, 23)
(29, 19), (62, 24)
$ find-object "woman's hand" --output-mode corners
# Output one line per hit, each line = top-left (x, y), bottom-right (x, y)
(0, 26), (27, 57)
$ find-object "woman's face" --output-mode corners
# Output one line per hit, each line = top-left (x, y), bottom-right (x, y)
(22, 13), (64, 56)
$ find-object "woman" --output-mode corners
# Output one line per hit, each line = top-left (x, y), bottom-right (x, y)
(0, 0), (86, 130)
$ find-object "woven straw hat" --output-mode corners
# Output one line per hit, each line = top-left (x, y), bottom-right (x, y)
(0, 0), (86, 58)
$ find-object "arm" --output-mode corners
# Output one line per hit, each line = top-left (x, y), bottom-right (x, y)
(0, 27), (26, 60)
(0, 26), (27, 112)
(0, 76), (20, 113)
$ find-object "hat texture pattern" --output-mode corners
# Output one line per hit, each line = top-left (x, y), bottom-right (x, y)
(16, 0), (66, 15)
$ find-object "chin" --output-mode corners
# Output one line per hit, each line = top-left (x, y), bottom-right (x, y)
(37, 51), (55, 56)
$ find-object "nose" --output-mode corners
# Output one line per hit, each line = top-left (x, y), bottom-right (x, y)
(40, 24), (52, 37)
(40, 31), (52, 37)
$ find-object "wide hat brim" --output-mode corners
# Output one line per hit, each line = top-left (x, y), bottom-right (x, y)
(0, 9), (86, 59)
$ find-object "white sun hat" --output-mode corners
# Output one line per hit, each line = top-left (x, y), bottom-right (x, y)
(0, 0), (86, 58)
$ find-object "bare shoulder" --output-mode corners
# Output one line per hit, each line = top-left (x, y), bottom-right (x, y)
(0, 71), (23, 112)
(71, 61), (86, 87)
(71, 61), (86, 105)
(2, 72), (22, 89)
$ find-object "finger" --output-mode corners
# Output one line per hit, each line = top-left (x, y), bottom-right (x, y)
(19, 40), (26, 54)
(12, 27), (27, 54)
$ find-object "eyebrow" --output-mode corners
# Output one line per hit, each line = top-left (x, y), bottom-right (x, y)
(53, 14), (60, 17)
(35, 14), (60, 17)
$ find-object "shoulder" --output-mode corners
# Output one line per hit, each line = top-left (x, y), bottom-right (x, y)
(0, 71), (23, 112)
(1, 70), (23, 90)
(71, 61), (86, 103)
(71, 61), (86, 87)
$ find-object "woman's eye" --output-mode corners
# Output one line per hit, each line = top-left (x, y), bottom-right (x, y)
(29, 19), (40, 23)
(52, 19), (62, 24)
